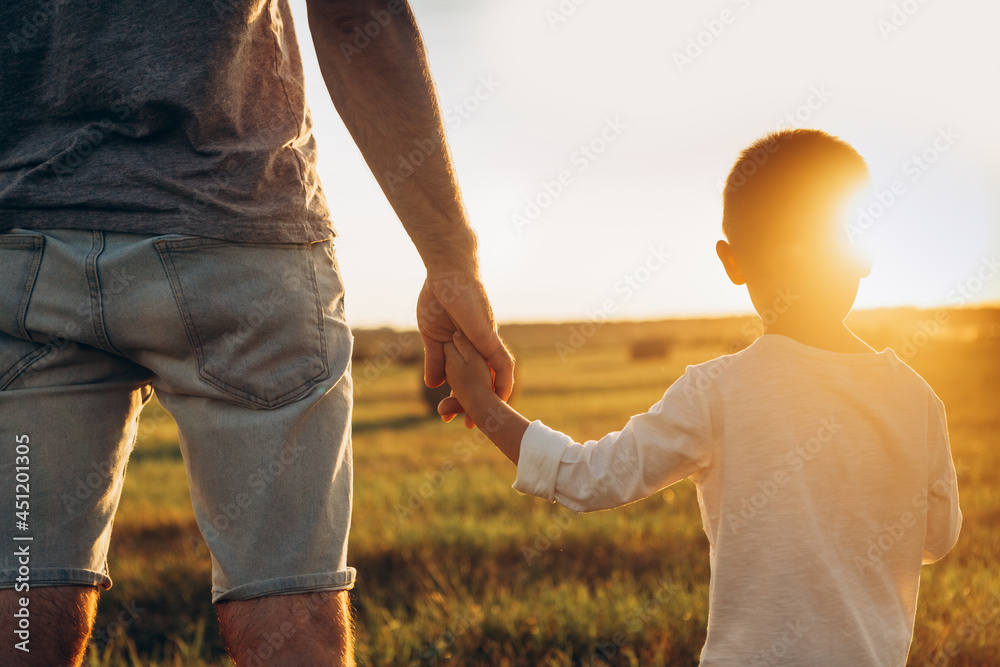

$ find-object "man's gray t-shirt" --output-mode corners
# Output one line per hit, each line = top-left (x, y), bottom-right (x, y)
(1, 0), (333, 244)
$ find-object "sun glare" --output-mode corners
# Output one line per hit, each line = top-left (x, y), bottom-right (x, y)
(840, 140), (999, 312)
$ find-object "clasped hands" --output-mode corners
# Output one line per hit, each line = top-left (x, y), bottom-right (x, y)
(416, 272), (513, 428)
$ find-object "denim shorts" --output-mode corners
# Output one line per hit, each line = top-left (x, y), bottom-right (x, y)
(0, 228), (355, 603)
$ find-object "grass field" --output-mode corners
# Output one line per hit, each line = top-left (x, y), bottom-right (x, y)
(85, 308), (999, 666)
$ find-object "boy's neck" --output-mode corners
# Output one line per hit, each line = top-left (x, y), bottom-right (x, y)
(762, 318), (875, 354)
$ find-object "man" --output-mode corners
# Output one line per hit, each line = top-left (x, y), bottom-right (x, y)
(0, 1), (512, 664)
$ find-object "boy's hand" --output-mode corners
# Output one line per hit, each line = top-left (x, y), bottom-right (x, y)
(442, 331), (497, 426)
(442, 331), (531, 464)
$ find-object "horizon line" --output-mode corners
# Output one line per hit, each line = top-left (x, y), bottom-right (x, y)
(350, 302), (1000, 332)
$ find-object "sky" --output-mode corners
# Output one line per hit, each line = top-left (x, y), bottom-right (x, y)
(287, 0), (1000, 329)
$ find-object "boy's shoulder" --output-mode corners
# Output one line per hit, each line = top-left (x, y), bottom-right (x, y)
(676, 334), (939, 402)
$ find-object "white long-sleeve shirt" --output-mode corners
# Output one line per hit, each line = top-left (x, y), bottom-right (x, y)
(513, 334), (961, 666)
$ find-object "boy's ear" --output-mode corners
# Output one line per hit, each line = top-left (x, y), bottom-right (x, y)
(716, 240), (746, 286)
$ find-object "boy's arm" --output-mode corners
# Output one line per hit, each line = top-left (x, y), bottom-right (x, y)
(443, 332), (713, 511)
(922, 395), (962, 563)
(443, 332), (529, 464)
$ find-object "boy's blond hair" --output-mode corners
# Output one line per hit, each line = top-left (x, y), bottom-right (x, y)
(722, 129), (871, 264)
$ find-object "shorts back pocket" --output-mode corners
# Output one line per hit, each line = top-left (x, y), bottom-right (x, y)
(154, 237), (329, 409)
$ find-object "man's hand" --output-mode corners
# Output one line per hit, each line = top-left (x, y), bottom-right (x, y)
(417, 271), (514, 425)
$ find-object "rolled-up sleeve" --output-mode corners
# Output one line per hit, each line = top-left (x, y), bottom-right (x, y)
(513, 421), (575, 502)
(512, 367), (714, 512)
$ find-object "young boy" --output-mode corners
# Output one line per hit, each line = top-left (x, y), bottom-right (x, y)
(440, 129), (962, 665)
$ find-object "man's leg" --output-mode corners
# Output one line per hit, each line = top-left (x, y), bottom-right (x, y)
(0, 231), (156, 664)
(217, 590), (355, 666)
(139, 236), (357, 660)
(0, 586), (98, 666)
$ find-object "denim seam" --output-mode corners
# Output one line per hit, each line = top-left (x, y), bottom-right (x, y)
(0, 233), (48, 388)
(93, 231), (128, 356)
(84, 230), (118, 354)
(0, 345), (51, 391)
(211, 567), (357, 603)
(307, 240), (330, 382)
(153, 240), (209, 380)
(0, 566), (112, 590)
(0, 234), (46, 341)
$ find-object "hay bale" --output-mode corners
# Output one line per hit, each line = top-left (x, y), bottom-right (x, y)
(630, 338), (671, 360)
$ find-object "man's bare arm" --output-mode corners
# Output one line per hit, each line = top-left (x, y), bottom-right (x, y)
(305, 0), (513, 404)
(306, 0), (472, 271)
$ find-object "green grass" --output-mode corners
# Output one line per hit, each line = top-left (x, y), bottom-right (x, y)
(87, 311), (1000, 665)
